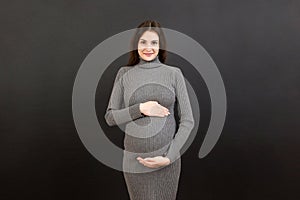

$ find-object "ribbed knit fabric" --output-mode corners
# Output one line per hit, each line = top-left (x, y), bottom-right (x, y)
(104, 56), (194, 200)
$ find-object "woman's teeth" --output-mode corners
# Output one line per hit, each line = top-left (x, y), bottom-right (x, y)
(144, 53), (153, 56)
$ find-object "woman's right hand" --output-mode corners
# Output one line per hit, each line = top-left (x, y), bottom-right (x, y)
(139, 101), (170, 117)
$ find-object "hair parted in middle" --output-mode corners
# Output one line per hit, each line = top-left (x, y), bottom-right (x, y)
(127, 20), (167, 66)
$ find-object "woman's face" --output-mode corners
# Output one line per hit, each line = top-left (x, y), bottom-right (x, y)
(137, 30), (159, 61)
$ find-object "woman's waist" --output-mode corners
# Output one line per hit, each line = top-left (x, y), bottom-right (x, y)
(124, 128), (175, 153)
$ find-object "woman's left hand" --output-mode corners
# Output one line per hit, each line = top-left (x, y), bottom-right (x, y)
(137, 156), (170, 168)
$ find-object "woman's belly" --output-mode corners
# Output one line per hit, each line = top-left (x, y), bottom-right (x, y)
(124, 114), (176, 153)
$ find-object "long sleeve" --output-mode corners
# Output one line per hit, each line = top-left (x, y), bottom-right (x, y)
(163, 68), (195, 163)
(104, 67), (144, 126)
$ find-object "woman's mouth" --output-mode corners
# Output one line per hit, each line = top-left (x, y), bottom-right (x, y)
(144, 53), (153, 57)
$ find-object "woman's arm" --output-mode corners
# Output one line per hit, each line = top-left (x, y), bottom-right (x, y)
(163, 68), (195, 163)
(104, 67), (145, 126)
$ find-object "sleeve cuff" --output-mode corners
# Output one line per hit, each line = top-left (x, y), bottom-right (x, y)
(129, 103), (145, 119)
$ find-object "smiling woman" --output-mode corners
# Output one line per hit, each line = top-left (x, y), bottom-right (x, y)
(104, 20), (194, 200)
(138, 31), (160, 61)
(126, 20), (167, 66)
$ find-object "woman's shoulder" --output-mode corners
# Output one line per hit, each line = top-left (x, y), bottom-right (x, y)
(160, 63), (183, 74)
(118, 66), (132, 73)
(115, 66), (133, 77)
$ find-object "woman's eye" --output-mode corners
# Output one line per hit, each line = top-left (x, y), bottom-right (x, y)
(139, 41), (158, 46)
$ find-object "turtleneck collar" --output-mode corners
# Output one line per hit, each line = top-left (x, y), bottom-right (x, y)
(136, 56), (162, 69)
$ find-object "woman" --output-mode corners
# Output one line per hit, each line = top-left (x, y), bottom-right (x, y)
(104, 20), (194, 200)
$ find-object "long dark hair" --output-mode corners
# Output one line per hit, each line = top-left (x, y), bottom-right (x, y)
(127, 20), (167, 66)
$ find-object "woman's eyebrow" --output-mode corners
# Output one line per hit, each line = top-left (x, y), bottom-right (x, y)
(139, 38), (159, 42)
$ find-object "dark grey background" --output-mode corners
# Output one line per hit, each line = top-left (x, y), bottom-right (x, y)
(1, 0), (299, 199)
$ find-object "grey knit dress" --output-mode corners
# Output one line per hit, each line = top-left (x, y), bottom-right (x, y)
(104, 56), (194, 200)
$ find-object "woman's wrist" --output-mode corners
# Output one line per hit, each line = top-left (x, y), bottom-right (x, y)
(164, 157), (171, 165)
(139, 103), (145, 115)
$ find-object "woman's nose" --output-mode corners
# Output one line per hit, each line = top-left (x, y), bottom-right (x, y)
(145, 47), (153, 51)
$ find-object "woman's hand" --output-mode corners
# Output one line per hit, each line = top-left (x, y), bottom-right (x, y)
(136, 156), (171, 168)
(140, 101), (170, 117)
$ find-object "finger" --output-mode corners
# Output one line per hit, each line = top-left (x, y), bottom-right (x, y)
(143, 160), (161, 168)
(139, 160), (154, 168)
(162, 109), (168, 114)
(143, 159), (158, 166)
(142, 160), (154, 165)
(162, 108), (170, 115)
(144, 162), (156, 168)
(159, 108), (169, 115)
(148, 163), (160, 168)
(144, 158), (155, 162)
(161, 106), (169, 112)
(160, 105), (168, 111)
(138, 159), (146, 165)
(156, 112), (167, 117)
(139, 159), (153, 165)
(136, 157), (143, 161)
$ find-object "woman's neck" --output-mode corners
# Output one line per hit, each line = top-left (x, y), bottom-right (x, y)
(138, 56), (161, 65)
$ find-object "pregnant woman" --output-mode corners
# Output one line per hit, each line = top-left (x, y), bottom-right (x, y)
(104, 20), (194, 200)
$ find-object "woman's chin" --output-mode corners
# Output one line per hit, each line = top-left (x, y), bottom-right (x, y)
(141, 56), (156, 61)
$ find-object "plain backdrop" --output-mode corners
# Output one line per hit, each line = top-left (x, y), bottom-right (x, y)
(1, 0), (299, 199)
